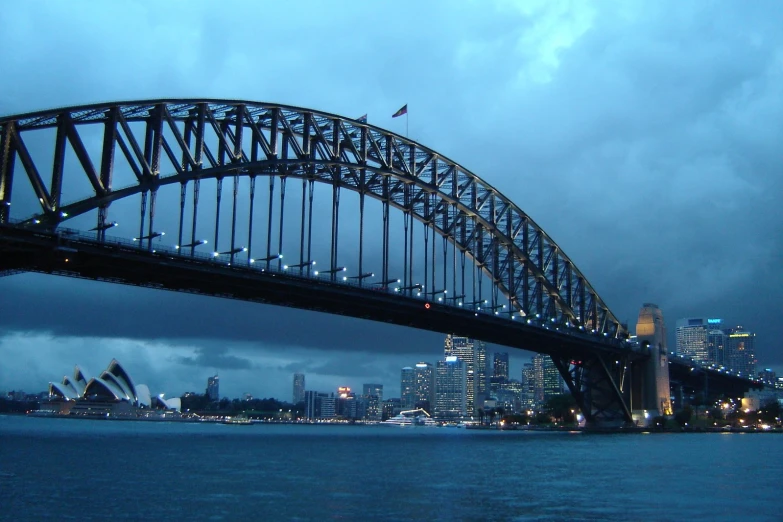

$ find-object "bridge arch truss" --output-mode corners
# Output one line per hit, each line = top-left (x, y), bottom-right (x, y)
(0, 99), (626, 340)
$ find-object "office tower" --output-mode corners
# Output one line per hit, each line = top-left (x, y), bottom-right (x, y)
(675, 318), (710, 364)
(542, 356), (563, 401)
(206, 374), (219, 402)
(706, 327), (726, 366)
(444, 334), (487, 414)
(319, 395), (336, 418)
(435, 356), (467, 419)
(531, 354), (563, 407)
(336, 387), (357, 419)
(362, 384), (384, 421)
(304, 390), (320, 420)
(413, 362), (435, 413)
(727, 326), (757, 376)
(495, 380), (523, 414)
(293, 373), (305, 404)
(521, 364), (536, 409)
(493, 352), (509, 381)
(401, 367), (416, 409)
(531, 355), (545, 407)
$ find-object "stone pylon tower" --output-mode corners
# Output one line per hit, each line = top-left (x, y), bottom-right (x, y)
(634, 304), (673, 420)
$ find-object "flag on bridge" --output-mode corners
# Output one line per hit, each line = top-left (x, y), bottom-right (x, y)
(356, 114), (368, 123)
(392, 104), (407, 118)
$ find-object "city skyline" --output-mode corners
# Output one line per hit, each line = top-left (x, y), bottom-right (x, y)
(1, 2), (782, 400)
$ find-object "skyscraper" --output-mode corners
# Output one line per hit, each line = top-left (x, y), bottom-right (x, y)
(444, 334), (487, 414)
(293, 373), (305, 404)
(727, 326), (757, 376)
(675, 318), (710, 364)
(531, 354), (562, 407)
(706, 327), (727, 366)
(413, 362), (435, 413)
(362, 384), (383, 421)
(435, 356), (467, 419)
(206, 374), (219, 402)
(521, 363), (536, 409)
(493, 352), (509, 381)
(401, 364), (434, 411)
(401, 367), (416, 409)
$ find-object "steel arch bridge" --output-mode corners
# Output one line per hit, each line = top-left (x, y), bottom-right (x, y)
(1, 99), (641, 425)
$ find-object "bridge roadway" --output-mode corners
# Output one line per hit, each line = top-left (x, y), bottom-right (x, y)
(0, 222), (641, 363)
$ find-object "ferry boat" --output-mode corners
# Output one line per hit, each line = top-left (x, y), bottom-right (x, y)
(383, 408), (439, 427)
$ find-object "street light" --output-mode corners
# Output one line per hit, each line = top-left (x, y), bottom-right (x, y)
(177, 239), (208, 249)
(133, 231), (164, 241)
(90, 222), (118, 231)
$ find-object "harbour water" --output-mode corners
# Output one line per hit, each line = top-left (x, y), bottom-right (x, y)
(1, 415), (781, 521)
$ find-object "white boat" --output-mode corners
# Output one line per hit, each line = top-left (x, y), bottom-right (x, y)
(383, 408), (439, 427)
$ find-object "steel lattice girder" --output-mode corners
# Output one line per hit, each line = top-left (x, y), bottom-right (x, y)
(0, 99), (626, 338)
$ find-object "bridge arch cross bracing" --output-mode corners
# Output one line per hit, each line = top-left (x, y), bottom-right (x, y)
(0, 99), (626, 339)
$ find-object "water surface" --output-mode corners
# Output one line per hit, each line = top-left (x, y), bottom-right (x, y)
(1, 415), (780, 521)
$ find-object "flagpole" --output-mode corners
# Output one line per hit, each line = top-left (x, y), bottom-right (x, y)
(406, 111), (409, 138)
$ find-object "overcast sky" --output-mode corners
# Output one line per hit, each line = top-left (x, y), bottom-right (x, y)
(1, 0), (781, 400)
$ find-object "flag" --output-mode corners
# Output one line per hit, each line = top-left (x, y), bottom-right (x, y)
(392, 104), (407, 118)
(356, 114), (367, 123)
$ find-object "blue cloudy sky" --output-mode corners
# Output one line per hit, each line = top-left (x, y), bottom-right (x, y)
(1, 0), (781, 400)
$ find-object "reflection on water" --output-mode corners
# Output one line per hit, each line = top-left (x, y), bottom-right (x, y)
(1, 415), (781, 521)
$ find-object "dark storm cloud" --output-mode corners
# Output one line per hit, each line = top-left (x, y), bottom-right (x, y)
(176, 346), (254, 370)
(1, 0), (782, 399)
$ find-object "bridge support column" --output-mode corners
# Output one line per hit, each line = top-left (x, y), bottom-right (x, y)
(632, 303), (673, 424)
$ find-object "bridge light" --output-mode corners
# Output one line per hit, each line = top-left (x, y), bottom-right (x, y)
(314, 271), (319, 275)
(283, 265), (288, 269)
(33, 219), (40, 224)
(424, 303), (431, 309)
(250, 259), (255, 263)
(61, 212), (68, 218)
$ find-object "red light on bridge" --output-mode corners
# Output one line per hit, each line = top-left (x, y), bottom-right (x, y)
(424, 303), (431, 310)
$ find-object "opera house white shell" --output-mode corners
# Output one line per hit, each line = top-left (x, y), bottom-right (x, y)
(48, 359), (178, 411)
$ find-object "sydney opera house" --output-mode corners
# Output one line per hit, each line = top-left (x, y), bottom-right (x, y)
(46, 359), (180, 417)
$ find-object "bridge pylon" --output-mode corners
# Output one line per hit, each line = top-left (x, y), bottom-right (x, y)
(629, 303), (673, 424)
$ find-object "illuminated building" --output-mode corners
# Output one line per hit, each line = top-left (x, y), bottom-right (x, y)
(207, 374), (219, 402)
(675, 318), (712, 364)
(707, 327), (727, 367)
(727, 326), (757, 376)
(434, 356), (467, 419)
(401, 367), (416, 409)
(336, 387), (357, 419)
(293, 373), (305, 404)
(493, 352), (509, 381)
(521, 364), (536, 409)
(383, 398), (403, 420)
(444, 334), (487, 414)
(362, 383), (384, 421)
